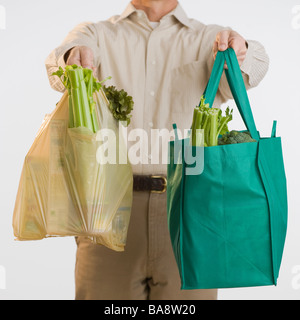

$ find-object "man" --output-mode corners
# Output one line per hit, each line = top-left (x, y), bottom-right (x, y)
(46, 0), (269, 300)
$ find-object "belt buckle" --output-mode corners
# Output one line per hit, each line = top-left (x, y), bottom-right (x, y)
(151, 175), (167, 194)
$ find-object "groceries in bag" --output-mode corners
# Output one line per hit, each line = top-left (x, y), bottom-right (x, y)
(167, 49), (287, 289)
(13, 65), (134, 252)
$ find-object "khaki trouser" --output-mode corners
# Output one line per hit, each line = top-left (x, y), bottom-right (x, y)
(75, 191), (218, 300)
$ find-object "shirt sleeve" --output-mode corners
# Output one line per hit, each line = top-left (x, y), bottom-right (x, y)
(240, 40), (270, 88)
(45, 22), (100, 92)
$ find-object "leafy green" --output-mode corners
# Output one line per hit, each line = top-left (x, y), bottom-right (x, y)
(103, 85), (134, 127)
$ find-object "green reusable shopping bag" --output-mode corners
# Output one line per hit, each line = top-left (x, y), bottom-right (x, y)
(167, 48), (288, 289)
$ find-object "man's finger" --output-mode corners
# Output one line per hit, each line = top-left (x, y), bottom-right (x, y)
(229, 37), (247, 55)
(80, 47), (94, 69)
(216, 30), (230, 51)
(213, 30), (248, 66)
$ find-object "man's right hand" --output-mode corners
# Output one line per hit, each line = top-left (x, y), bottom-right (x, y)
(65, 46), (96, 72)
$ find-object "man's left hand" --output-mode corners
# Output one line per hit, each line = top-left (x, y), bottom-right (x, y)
(213, 30), (248, 66)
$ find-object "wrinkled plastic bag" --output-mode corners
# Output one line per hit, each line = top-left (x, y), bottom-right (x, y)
(13, 89), (133, 252)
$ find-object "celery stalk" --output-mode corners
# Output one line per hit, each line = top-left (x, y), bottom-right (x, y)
(52, 65), (112, 132)
(67, 68), (83, 127)
(191, 96), (233, 147)
(191, 108), (199, 147)
(85, 69), (100, 133)
(68, 68), (94, 131)
(208, 111), (219, 147)
(68, 90), (75, 128)
(78, 69), (94, 132)
(204, 120), (210, 147)
(91, 110), (100, 133)
(193, 110), (203, 146)
(71, 86), (84, 127)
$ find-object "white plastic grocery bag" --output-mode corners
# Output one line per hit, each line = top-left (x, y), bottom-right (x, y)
(13, 89), (133, 252)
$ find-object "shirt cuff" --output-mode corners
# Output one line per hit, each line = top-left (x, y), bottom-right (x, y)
(57, 47), (72, 69)
(240, 40), (255, 76)
(240, 40), (270, 87)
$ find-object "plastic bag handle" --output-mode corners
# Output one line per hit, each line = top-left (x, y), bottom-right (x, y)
(203, 48), (260, 141)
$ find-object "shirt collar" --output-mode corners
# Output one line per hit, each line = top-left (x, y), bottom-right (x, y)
(115, 2), (136, 22)
(169, 2), (194, 29)
(115, 2), (194, 30)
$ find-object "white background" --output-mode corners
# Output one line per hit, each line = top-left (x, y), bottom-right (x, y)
(0, 0), (299, 300)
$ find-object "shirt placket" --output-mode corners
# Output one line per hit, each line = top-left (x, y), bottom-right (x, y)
(143, 27), (159, 172)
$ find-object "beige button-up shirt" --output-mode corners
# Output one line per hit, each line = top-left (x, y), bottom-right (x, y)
(46, 2), (269, 175)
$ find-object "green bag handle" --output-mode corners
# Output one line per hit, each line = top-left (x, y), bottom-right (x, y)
(203, 48), (260, 141)
(271, 120), (277, 138)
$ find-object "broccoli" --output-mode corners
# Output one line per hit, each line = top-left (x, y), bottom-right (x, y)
(218, 130), (257, 145)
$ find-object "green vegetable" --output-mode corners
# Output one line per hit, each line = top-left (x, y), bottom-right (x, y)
(218, 130), (257, 145)
(103, 86), (134, 127)
(52, 65), (111, 133)
(191, 96), (233, 147)
(53, 65), (134, 129)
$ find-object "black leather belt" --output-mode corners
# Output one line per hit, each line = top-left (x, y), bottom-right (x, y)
(133, 175), (167, 194)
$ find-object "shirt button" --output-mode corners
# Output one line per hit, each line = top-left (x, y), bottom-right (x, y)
(150, 91), (155, 97)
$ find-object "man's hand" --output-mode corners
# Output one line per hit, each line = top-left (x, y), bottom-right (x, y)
(213, 30), (248, 66)
(65, 46), (96, 72)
